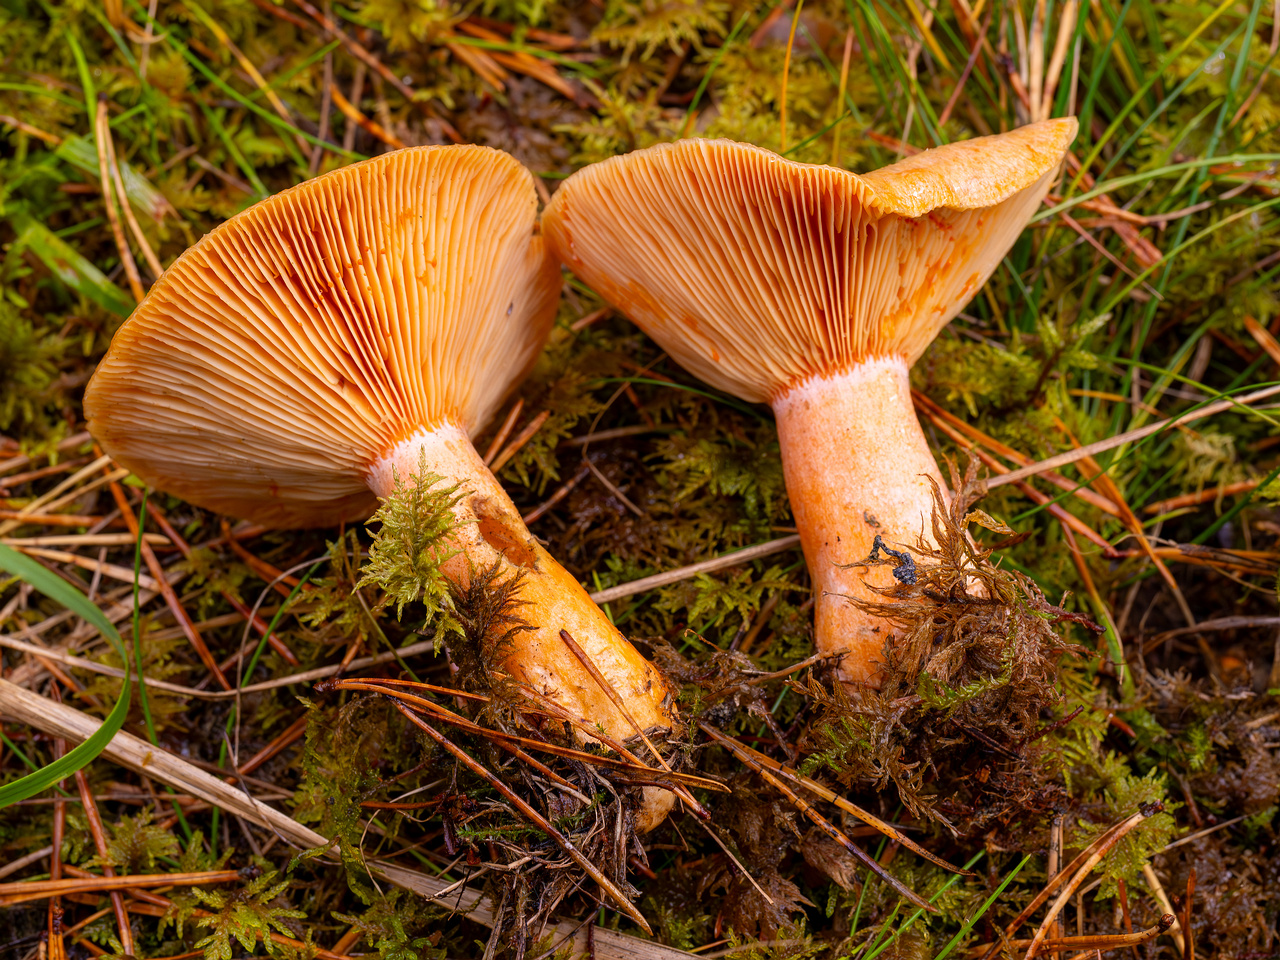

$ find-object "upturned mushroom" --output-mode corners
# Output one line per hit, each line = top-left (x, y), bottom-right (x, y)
(543, 119), (1077, 686)
(85, 145), (676, 827)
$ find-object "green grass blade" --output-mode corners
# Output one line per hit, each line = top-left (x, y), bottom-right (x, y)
(933, 854), (1033, 960)
(862, 850), (986, 960)
(8, 213), (135, 317)
(55, 136), (171, 223)
(0, 544), (133, 807)
(681, 5), (759, 138)
(239, 558), (327, 685)
(1068, 0), (1242, 197)
(1035, 153), (1280, 221)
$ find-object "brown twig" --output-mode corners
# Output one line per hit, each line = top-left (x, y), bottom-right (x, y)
(328, 82), (405, 149)
(219, 520), (305, 596)
(236, 713), (308, 777)
(570, 306), (611, 331)
(964, 918), (1175, 958)
(523, 462), (592, 524)
(149, 505), (298, 665)
(49, 685), (68, 960)
(273, 0), (460, 141)
(483, 399), (525, 465)
(700, 725), (969, 876)
(489, 410), (551, 473)
(0, 679), (696, 960)
(939, 5), (992, 126)
(559, 629), (671, 770)
(0, 113), (62, 144)
(1182, 868), (1196, 960)
(332, 679), (724, 791)
(1144, 479), (1262, 514)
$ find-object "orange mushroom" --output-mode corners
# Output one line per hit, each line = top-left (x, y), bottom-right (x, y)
(543, 120), (1077, 686)
(85, 145), (676, 828)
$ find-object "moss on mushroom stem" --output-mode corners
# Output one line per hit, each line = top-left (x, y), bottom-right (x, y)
(369, 423), (678, 831)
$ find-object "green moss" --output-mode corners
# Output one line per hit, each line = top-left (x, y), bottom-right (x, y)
(358, 448), (463, 626)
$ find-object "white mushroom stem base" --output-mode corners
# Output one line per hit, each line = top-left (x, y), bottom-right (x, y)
(369, 423), (674, 830)
(772, 357), (948, 687)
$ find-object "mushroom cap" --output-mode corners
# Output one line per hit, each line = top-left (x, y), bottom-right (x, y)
(543, 118), (1077, 404)
(85, 145), (561, 529)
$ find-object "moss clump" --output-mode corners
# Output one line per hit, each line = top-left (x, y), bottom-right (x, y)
(800, 461), (1096, 836)
(358, 448), (463, 624)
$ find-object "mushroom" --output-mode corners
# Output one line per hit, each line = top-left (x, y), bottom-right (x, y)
(542, 119), (1077, 686)
(85, 145), (676, 829)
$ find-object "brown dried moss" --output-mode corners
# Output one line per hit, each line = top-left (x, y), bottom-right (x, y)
(798, 461), (1098, 837)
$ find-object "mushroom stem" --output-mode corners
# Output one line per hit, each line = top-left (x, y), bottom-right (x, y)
(369, 423), (676, 829)
(771, 356), (946, 686)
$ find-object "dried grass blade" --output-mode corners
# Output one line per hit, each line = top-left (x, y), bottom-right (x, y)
(589, 535), (801, 605)
(6, 547), (161, 591)
(0, 870), (243, 906)
(1244, 315), (1280, 367)
(0, 455), (114, 531)
(93, 98), (143, 302)
(993, 385), (1280, 490)
(977, 809), (1145, 960)
(0, 679), (697, 959)
(103, 120), (162, 279)
(1040, 0), (1078, 118)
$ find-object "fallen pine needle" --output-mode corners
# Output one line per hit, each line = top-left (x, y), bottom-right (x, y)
(0, 869), (244, 906)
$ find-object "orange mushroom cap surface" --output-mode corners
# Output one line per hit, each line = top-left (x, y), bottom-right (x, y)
(86, 144), (560, 528)
(543, 120), (1077, 686)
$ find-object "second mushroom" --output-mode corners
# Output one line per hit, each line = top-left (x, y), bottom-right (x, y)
(543, 119), (1078, 686)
